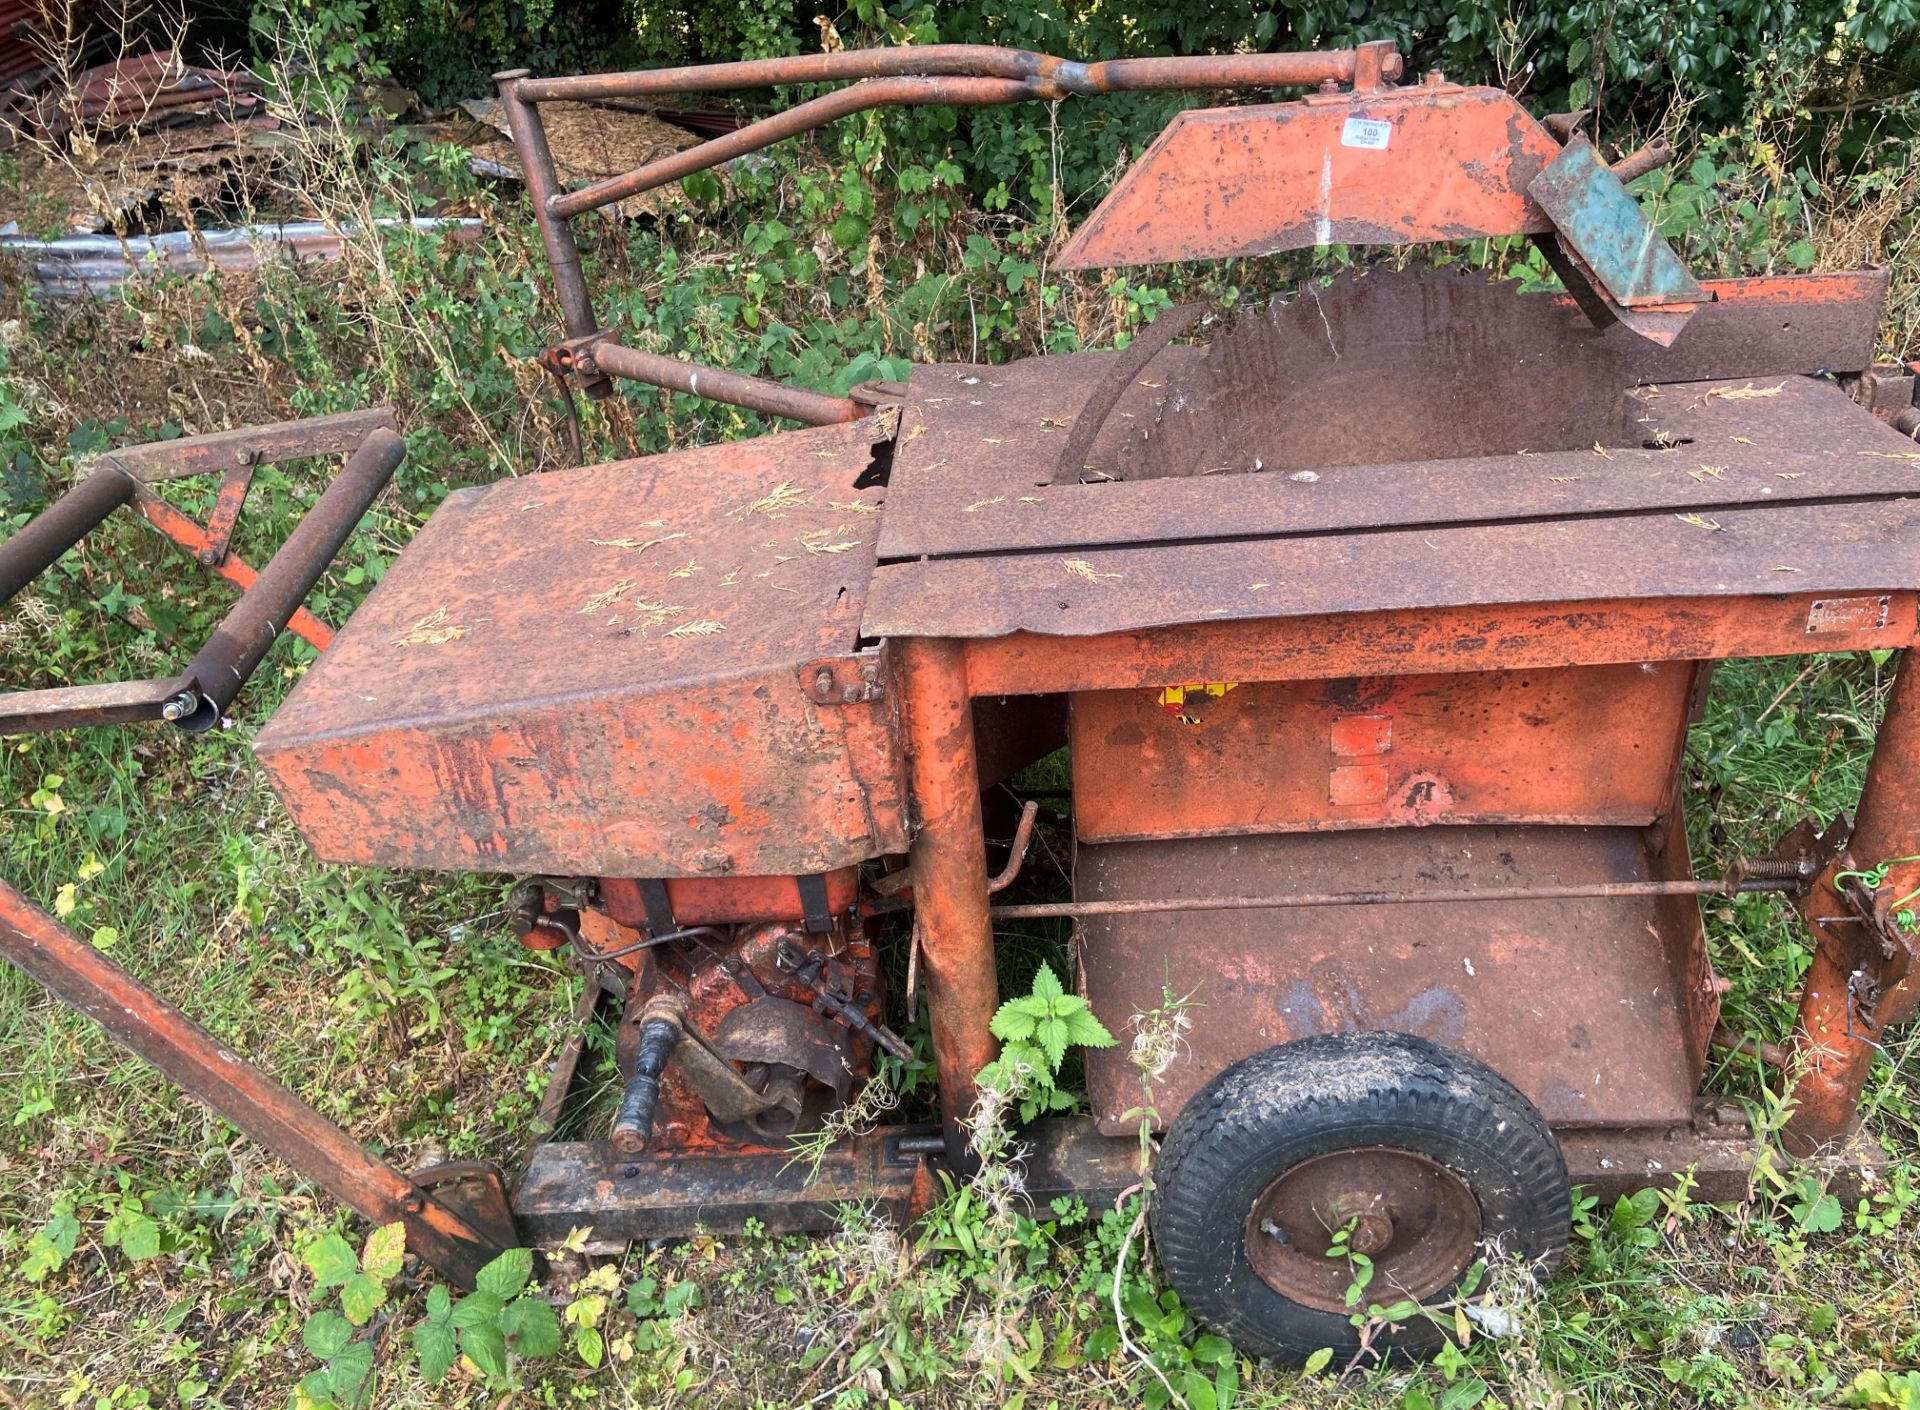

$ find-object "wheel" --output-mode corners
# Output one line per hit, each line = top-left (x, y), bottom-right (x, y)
(1151, 1031), (1570, 1363)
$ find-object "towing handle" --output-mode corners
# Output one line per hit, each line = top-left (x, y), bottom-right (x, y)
(0, 415), (403, 735)
(170, 427), (404, 730)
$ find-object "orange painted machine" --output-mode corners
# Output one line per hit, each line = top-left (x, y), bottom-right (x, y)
(5, 42), (1919, 1361)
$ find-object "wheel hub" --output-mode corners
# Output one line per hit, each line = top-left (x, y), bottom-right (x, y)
(1243, 1147), (1482, 1314)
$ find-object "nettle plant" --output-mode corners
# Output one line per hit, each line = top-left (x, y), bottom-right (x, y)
(979, 961), (1117, 1122)
(294, 1228), (562, 1407)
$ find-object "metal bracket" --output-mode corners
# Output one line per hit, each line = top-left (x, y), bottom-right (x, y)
(410, 1160), (520, 1254)
(196, 457), (258, 566)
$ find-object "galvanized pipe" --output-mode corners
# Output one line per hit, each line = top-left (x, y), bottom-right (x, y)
(0, 463), (135, 604)
(987, 876), (1802, 921)
(514, 44), (1372, 104)
(593, 340), (863, 426)
(0, 880), (513, 1287)
(175, 428), (404, 730)
(550, 75), (1037, 218)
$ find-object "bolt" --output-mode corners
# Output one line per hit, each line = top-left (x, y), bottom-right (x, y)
(1319, 78), (1340, 94)
(160, 691), (200, 722)
(622, 1163), (640, 1179)
(813, 667), (836, 698)
(1423, 68), (1447, 87)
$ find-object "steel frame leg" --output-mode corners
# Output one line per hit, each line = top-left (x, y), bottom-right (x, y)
(0, 880), (515, 1286)
(1785, 654), (1920, 1150)
(896, 636), (1000, 1168)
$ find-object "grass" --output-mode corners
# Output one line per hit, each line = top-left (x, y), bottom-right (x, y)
(1, 41), (1918, 1408)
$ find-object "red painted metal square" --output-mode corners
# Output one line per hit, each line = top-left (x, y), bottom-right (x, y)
(1328, 763), (1390, 805)
(1329, 713), (1392, 758)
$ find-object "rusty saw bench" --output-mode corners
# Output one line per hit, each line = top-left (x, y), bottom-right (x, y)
(5, 40), (1919, 1364)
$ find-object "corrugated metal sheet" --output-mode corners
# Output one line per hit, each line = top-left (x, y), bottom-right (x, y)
(0, 217), (485, 294)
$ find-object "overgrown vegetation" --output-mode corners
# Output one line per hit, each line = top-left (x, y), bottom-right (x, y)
(2, 1), (1919, 1406)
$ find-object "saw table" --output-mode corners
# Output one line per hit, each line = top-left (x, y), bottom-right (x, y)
(5, 41), (1918, 1365)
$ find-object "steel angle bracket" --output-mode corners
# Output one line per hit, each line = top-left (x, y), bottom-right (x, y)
(1529, 133), (1708, 345)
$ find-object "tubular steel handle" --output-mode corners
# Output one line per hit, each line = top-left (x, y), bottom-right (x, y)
(0, 464), (137, 604)
(512, 44), (1401, 221)
(172, 427), (405, 731)
(0, 419), (403, 736)
(497, 41), (1403, 407)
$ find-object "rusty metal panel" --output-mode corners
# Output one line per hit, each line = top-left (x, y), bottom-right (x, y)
(1070, 663), (1694, 842)
(255, 418), (909, 877)
(867, 494), (1920, 641)
(963, 593), (1920, 696)
(1076, 826), (1702, 1134)
(876, 270), (1890, 563)
(1054, 87), (1560, 269)
(879, 272), (1896, 564)
(906, 379), (1920, 561)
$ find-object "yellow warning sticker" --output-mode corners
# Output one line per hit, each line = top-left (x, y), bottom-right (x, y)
(1157, 681), (1238, 723)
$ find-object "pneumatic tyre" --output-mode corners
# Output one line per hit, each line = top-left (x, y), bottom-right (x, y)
(1151, 1031), (1570, 1363)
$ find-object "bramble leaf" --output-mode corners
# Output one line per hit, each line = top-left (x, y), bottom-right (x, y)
(414, 1316), (457, 1383)
(361, 1222), (405, 1280)
(341, 1271), (387, 1326)
(303, 1232), (358, 1289)
(501, 1294), (563, 1358)
(303, 1310), (354, 1361)
(474, 1246), (533, 1300)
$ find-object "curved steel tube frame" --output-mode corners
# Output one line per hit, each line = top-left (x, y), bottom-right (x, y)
(495, 41), (1404, 411)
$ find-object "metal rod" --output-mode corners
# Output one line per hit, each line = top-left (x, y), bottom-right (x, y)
(987, 876), (1802, 921)
(99, 407), (397, 482)
(0, 879), (513, 1288)
(515, 44), (1373, 104)
(175, 428), (404, 730)
(494, 69), (609, 399)
(0, 674), (195, 736)
(550, 75), (1037, 218)
(0, 464), (135, 604)
(987, 800), (1041, 895)
(593, 340), (863, 426)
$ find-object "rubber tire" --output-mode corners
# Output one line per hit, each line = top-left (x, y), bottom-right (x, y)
(1151, 1031), (1570, 1363)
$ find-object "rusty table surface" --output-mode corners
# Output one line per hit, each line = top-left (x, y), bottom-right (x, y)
(865, 269), (1906, 641)
(255, 414), (910, 877)
(865, 379), (1920, 639)
(1075, 824), (1706, 1134)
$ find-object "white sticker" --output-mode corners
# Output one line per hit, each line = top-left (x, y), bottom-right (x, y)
(1341, 117), (1392, 150)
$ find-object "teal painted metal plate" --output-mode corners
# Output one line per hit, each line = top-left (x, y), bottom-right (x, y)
(1529, 135), (1706, 308)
